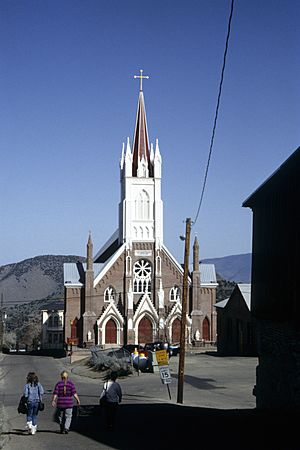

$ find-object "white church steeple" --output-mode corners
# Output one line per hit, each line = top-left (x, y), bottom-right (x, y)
(119, 71), (163, 248)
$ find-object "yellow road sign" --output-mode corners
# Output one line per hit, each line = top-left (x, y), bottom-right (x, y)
(156, 349), (168, 366)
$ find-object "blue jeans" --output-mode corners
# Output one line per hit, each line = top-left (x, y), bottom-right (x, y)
(27, 401), (39, 426)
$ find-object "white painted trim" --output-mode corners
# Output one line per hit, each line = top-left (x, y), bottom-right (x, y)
(93, 243), (126, 287)
(94, 229), (119, 262)
(133, 293), (159, 323)
(97, 302), (124, 346)
(134, 311), (158, 344)
(162, 245), (190, 279)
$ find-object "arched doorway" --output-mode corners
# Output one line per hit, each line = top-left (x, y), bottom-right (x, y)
(138, 316), (153, 344)
(105, 319), (117, 344)
(71, 318), (78, 339)
(172, 318), (181, 343)
(202, 317), (210, 341)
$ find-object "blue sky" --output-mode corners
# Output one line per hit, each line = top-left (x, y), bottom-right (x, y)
(1, 0), (299, 266)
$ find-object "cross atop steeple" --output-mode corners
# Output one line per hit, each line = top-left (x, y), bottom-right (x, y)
(134, 69), (149, 92)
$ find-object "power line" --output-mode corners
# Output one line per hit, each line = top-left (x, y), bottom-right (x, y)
(193, 0), (235, 226)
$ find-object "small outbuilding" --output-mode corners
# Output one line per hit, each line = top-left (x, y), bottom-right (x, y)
(215, 284), (256, 356)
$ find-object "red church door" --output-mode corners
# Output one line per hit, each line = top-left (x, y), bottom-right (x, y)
(172, 318), (181, 343)
(138, 317), (153, 344)
(71, 319), (77, 339)
(106, 319), (117, 344)
(202, 317), (210, 341)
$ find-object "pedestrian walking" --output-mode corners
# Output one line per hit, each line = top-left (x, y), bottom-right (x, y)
(100, 372), (122, 430)
(23, 371), (44, 435)
(52, 370), (80, 434)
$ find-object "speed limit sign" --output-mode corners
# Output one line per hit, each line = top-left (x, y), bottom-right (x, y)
(159, 365), (172, 384)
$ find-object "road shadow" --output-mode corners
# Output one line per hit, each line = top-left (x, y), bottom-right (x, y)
(70, 404), (300, 450)
(2, 429), (59, 436)
(171, 373), (223, 390)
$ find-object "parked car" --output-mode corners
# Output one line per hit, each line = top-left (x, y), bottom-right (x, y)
(122, 344), (144, 354)
(169, 344), (180, 356)
(144, 341), (173, 357)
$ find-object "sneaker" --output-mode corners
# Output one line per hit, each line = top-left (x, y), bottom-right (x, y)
(31, 425), (37, 435)
(26, 422), (32, 434)
(64, 429), (69, 434)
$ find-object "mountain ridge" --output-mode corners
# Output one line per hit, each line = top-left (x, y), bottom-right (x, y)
(0, 255), (86, 304)
(203, 252), (251, 283)
(0, 252), (251, 306)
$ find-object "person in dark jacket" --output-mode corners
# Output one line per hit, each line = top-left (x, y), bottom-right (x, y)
(23, 372), (44, 435)
(52, 370), (80, 434)
(100, 372), (122, 430)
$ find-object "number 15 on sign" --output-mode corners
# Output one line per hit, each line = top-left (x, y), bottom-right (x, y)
(159, 365), (172, 400)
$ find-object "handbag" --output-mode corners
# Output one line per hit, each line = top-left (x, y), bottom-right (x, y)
(38, 401), (45, 411)
(38, 385), (45, 411)
(17, 395), (28, 414)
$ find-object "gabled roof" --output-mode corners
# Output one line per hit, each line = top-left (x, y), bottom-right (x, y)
(64, 263), (103, 287)
(161, 245), (216, 286)
(215, 298), (229, 308)
(214, 283), (251, 310)
(93, 229), (119, 263)
(237, 283), (251, 310)
(93, 244), (126, 287)
(200, 264), (218, 286)
(65, 242), (217, 289)
(243, 147), (300, 207)
(64, 244), (126, 288)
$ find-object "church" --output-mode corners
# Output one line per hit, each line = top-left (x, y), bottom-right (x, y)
(63, 72), (217, 348)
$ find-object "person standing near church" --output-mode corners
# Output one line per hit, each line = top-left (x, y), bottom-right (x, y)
(100, 372), (122, 430)
(52, 370), (80, 434)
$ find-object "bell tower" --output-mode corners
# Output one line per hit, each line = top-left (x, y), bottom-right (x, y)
(119, 70), (163, 249)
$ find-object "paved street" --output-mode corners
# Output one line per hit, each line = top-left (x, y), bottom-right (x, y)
(0, 352), (299, 450)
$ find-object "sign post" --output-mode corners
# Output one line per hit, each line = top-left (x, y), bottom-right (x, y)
(156, 350), (172, 400)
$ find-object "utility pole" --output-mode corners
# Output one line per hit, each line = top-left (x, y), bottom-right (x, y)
(177, 218), (192, 404)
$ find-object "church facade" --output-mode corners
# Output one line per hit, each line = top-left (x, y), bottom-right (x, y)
(64, 79), (217, 348)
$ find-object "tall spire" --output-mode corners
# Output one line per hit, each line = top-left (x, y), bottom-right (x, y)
(87, 231), (93, 271)
(193, 235), (199, 272)
(132, 70), (153, 177)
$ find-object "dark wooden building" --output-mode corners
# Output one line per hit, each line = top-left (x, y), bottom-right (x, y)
(215, 284), (256, 356)
(243, 146), (300, 409)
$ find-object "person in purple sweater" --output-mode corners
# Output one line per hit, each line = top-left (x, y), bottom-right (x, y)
(52, 370), (80, 434)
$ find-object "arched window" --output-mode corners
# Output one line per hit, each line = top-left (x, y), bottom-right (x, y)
(133, 260), (152, 293)
(202, 317), (210, 341)
(53, 315), (59, 327)
(156, 255), (161, 275)
(104, 286), (116, 303)
(170, 286), (180, 302)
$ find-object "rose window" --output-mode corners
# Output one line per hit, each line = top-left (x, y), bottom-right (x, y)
(133, 260), (152, 293)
